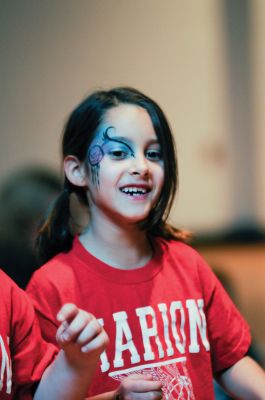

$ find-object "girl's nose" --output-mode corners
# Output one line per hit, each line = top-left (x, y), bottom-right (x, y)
(129, 154), (149, 177)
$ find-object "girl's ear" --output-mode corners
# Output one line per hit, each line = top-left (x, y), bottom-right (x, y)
(64, 156), (88, 187)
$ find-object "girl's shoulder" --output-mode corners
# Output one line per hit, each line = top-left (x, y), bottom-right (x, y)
(28, 245), (77, 287)
(157, 236), (205, 260)
(156, 236), (214, 278)
(27, 236), (93, 291)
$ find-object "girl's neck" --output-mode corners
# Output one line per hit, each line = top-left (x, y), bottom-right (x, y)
(79, 218), (152, 270)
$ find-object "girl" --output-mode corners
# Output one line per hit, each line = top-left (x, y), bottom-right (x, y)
(0, 269), (108, 399)
(27, 87), (265, 399)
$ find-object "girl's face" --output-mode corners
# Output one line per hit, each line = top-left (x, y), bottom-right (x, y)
(86, 104), (164, 225)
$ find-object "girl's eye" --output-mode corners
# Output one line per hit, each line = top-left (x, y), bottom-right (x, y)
(146, 149), (162, 161)
(108, 150), (131, 160)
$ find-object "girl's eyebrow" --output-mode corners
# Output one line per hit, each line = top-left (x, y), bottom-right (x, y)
(103, 127), (159, 147)
(103, 128), (134, 153)
(111, 136), (159, 146)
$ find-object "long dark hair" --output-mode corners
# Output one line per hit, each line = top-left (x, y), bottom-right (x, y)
(37, 87), (188, 263)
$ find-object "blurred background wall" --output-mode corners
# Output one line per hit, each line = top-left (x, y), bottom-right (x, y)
(0, 0), (264, 362)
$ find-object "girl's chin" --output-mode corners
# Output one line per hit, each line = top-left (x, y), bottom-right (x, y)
(116, 214), (149, 226)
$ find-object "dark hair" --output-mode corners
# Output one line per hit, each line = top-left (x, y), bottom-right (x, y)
(37, 87), (188, 262)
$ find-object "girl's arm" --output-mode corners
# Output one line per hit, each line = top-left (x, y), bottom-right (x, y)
(34, 304), (109, 400)
(217, 356), (265, 399)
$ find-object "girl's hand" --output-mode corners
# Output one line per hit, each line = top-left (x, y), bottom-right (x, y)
(115, 374), (163, 400)
(56, 303), (109, 368)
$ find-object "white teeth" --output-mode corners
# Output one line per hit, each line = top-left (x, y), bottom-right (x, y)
(121, 187), (147, 195)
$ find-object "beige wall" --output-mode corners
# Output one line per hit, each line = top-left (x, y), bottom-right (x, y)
(252, 0), (265, 227)
(0, 0), (264, 234)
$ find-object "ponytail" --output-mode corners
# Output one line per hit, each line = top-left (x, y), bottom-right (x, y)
(36, 187), (73, 263)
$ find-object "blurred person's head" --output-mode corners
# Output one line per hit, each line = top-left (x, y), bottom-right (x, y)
(0, 165), (62, 287)
(0, 165), (62, 246)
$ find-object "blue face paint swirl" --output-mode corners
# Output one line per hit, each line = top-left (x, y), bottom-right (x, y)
(87, 126), (135, 187)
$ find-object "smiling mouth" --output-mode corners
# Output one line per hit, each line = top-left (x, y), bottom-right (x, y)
(120, 187), (150, 196)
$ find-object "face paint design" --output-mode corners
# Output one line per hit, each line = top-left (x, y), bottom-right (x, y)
(88, 145), (104, 186)
(88, 126), (135, 186)
(88, 145), (104, 166)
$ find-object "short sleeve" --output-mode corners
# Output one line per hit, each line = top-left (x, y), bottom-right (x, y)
(197, 257), (251, 373)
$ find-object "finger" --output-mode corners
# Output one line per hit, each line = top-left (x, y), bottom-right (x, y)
(75, 318), (103, 345)
(59, 311), (93, 343)
(123, 374), (153, 381)
(56, 321), (69, 341)
(118, 390), (163, 400)
(136, 390), (163, 400)
(81, 330), (109, 353)
(56, 303), (79, 323)
(148, 390), (163, 400)
(122, 377), (162, 392)
(130, 390), (163, 400)
(63, 311), (94, 341)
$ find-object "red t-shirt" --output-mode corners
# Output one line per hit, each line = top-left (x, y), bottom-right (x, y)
(0, 270), (57, 399)
(27, 237), (251, 399)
